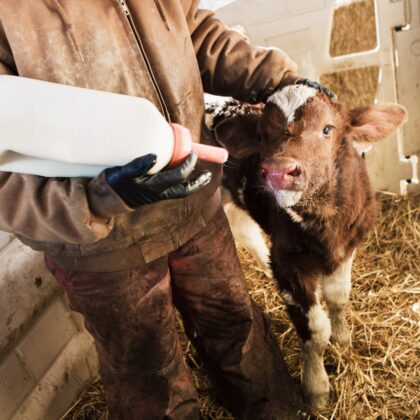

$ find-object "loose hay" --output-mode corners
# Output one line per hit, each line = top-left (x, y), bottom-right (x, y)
(61, 377), (107, 420)
(63, 192), (420, 420)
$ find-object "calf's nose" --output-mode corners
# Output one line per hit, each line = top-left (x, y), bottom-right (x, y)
(261, 161), (301, 190)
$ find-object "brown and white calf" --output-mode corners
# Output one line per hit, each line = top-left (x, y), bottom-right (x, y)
(205, 87), (407, 410)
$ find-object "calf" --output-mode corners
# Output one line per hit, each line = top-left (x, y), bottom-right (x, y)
(205, 87), (407, 410)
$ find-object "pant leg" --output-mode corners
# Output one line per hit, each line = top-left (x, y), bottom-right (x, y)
(169, 209), (302, 420)
(44, 256), (200, 420)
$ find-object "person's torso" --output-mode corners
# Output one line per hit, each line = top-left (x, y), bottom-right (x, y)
(1, 0), (222, 266)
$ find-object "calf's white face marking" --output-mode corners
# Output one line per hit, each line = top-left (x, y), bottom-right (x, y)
(267, 84), (317, 123)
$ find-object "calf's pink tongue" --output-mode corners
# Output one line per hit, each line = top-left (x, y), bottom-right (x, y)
(266, 171), (290, 190)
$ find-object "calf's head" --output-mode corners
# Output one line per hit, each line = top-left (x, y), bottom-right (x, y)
(214, 85), (407, 207)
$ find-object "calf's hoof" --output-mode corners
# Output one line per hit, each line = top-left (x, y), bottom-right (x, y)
(331, 326), (351, 347)
(303, 370), (330, 412)
(304, 390), (330, 412)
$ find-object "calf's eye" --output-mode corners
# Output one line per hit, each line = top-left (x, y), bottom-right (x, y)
(322, 125), (334, 136)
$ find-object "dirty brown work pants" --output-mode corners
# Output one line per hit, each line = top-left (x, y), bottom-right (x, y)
(45, 209), (300, 419)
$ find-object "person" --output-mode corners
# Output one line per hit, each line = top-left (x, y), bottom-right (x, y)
(0, 1), (315, 418)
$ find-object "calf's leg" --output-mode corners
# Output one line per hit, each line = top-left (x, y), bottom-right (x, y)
(286, 299), (331, 411)
(322, 252), (355, 346)
(274, 263), (331, 412)
(223, 201), (272, 277)
(302, 303), (332, 410)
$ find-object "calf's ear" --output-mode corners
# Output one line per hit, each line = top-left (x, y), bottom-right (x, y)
(213, 115), (260, 160)
(348, 104), (408, 143)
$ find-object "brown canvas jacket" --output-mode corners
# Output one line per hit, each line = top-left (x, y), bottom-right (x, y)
(0, 0), (296, 271)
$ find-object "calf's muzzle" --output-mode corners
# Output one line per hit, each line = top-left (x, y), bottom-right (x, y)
(261, 158), (302, 190)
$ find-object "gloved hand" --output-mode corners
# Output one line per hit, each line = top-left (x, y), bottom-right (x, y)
(296, 78), (337, 100)
(105, 151), (212, 208)
(273, 71), (336, 101)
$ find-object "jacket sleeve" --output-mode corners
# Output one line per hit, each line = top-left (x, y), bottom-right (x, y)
(0, 24), (133, 245)
(183, 0), (298, 103)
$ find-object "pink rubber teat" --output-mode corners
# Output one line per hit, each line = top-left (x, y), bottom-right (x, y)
(169, 123), (228, 167)
(190, 142), (229, 164)
(169, 123), (192, 168)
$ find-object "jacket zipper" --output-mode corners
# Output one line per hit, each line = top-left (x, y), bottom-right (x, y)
(116, 0), (171, 121)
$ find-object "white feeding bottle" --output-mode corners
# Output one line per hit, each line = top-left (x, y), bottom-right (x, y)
(0, 76), (228, 177)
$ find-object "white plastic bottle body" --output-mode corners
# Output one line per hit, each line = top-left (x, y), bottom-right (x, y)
(0, 76), (175, 175)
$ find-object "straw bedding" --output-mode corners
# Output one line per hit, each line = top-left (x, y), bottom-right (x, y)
(62, 192), (420, 419)
(63, 1), (419, 419)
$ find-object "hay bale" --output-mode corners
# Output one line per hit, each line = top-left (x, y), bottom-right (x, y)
(329, 0), (377, 57)
(320, 66), (379, 108)
(321, 0), (379, 108)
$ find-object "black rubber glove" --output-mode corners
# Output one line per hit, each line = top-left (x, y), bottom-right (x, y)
(105, 151), (212, 207)
(296, 78), (337, 100)
(266, 74), (336, 103)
